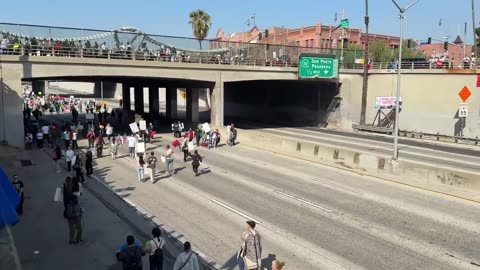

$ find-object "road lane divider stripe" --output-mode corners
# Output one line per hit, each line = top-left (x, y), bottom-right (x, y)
(210, 199), (262, 225)
(312, 178), (366, 196)
(274, 190), (332, 212)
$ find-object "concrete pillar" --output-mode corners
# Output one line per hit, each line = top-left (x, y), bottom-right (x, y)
(134, 85), (144, 114)
(32, 80), (47, 96)
(94, 81), (119, 99)
(166, 87), (177, 120)
(0, 70), (23, 146)
(186, 88), (199, 123)
(149, 85), (159, 118)
(122, 83), (131, 111)
(210, 76), (224, 127)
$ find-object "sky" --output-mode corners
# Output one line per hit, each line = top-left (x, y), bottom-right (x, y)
(0, 0), (478, 44)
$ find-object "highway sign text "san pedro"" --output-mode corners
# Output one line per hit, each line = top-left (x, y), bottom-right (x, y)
(298, 54), (339, 79)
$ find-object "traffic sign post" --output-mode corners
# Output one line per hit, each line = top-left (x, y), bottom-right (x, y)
(458, 103), (468, 117)
(341, 19), (350, 29)
(298, 54), (339, 79)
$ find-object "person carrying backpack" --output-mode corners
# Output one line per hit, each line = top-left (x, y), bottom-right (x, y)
(173, 241), (199, 270)
(65, 195), (83, 244)
(117, 235), (145, 270)
(146, 227), (165, 270)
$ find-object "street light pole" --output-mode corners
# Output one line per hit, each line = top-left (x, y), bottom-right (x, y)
(472, 0), (478, 58)
(360, 0), (369, 125)
(391, 0), (420, 161)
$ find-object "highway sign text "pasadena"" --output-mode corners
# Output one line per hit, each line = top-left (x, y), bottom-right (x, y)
(298, 54), (339, 79)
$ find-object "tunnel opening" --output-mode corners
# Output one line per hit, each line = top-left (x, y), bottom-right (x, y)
(224, 79), (339, 129)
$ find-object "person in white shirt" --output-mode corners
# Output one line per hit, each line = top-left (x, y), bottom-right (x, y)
(71, 130), (78, 149)
(147, 227), (165, 270)
(162, 145), (174, 175)
(36, 130), (44, 149)
(65, 146), (75, 172)
(127, 134), (137, 157)
(173, 241), (199, 270)
(106, 123), (113, 142)
(41, 124), (50, 146)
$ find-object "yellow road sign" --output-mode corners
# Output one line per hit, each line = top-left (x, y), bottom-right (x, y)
(181, 92), (187, 99)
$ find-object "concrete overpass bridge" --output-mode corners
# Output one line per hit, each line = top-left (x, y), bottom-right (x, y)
(1, 23), (479, 147)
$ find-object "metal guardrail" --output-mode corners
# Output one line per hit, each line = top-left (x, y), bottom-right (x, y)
(0, 22), (363, 68)
(1, 23), (477, 70)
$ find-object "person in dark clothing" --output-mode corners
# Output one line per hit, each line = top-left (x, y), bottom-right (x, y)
(71, 107), (79, 123)
(96, 135), (104, 157)
(65, 195), (83, 244)
(62, 177), (74, 218)
(12, 175), (24, 215)
(189, 150), (203, 177)
(195, 126), (202, 146)
(74, 154), (85, 183)
(172, 122), (180, 138)
(85, 150), (93, 177)
(181, 139), (189, 162)
(117, 235), (145, 270)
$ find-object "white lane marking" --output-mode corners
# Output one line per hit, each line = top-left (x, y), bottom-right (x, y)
(210, 199), (262, 225)
(313, 178), (366, 196)
(274, 190), (332, 213)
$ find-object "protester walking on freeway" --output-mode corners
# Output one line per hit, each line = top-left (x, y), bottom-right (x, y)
(239, 220), (262, 270)
(85, 150), (93, 177)
(65, 195), (83, 244)
(53, 145), (62, 173)
(110, 136), (119, 160)
(65, 146), (75, 172)
(181, 138), (189, 162)
(74, 154), (85, 184)
(162, 145), (174, 175)
(147, 152), (158, 183)
(173, 241), (199, 270)
(189, 150), (203, 177)
(117, 235), (145, 270)
(86, 130), (96, 151)
(11, 175), (24, 215)
(128, 134), (137, 158)
(146, 227), (165, 270)
(137, 154), (146, 182)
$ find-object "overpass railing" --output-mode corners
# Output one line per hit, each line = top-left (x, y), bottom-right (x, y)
(0, 22), (364, 67)
(0, 22), (476, 70)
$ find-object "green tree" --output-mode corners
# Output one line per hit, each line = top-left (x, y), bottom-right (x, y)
(369, 41), (392, 63)
(343, 43), (363, 64)
(189, 9), (211, 50)
(393, 40), (415, 60)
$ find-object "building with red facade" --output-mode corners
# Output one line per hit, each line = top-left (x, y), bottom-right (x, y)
(213, 23), (401, 50)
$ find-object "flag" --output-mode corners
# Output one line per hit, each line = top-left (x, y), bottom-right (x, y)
(118, 135), (127, 145)
(0, 167), (20, 226)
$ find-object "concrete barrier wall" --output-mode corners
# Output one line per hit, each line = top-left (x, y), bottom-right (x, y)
(336, 71), (480, 138)
(235, 128), (480, 192)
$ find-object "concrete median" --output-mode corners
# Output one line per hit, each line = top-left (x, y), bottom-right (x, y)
(233, 128), (480, 194)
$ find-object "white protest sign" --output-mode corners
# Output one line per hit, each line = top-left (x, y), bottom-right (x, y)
(137, 142), (145, 153)
(129, 123), (139, 133)
(188, 141), (195, 151)
(202, 123), (211, 133)
(459, 103), (468, 117)
(139, 120), (147, 131)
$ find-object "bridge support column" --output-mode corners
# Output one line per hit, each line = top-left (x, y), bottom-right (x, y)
(134, 85), (144, 115)
(1, 70), (23, 146)
(94, 81), (119, 99)
(166, 87), (177, 120)
(32, 80), (47, 96)
(210, 76), (224, 127)
(122, 84), (131, 111)
(149, 85), (159, 119)
(186, 88), (199, 124)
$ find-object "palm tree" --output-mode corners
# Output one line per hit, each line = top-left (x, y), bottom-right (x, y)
(189, 9), (211, 50)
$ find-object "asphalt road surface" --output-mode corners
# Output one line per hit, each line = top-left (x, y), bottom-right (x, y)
(45, 114), (480, 270)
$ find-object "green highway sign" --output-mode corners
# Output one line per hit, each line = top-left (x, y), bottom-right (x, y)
(341, 19), (350, 29)
(298, 54), (339, 79)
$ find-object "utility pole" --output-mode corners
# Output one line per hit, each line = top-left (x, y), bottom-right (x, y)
(391, 0), (420, 160)
(360, 0), (369, 125)
(340, 9), (346, 67)
(472, 0), (478, 58)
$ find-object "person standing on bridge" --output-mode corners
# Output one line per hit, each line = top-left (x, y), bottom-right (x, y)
(173, 241), (199, 270)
